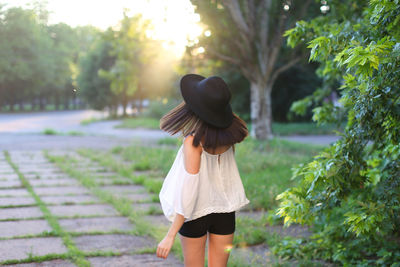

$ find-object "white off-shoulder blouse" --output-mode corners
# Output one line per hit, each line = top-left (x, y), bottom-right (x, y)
(159, 140), (250, 223)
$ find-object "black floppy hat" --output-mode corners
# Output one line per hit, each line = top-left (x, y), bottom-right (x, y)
(180, 74), (234, 128)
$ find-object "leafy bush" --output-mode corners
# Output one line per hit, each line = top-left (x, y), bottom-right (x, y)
(276, 1), (400, 265)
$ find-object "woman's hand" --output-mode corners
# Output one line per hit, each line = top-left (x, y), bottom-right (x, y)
(156, 235), (175, 259)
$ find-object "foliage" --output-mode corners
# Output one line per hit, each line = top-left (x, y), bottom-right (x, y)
(0, 4), (96, 111)
(77, 31), (117, 111)
(276, 0), (400, 265)
(189, 0), (321, 139)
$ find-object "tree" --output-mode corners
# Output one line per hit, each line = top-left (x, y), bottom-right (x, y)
(190, 0), (318, 139)
(0, 6), (48, 111)
(99, 11), (156, 116)
(77, 30), (117, 115)
(275, 0), (400, 265)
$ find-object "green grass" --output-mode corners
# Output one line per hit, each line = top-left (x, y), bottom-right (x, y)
(80, 117), (104, 125)
(66, 131), (84, 136)
(114, 117), (160, 130)
(235, 137), (326, 210)
(271, 122), (345, 136)
(42, 128), (58, 135)
(41, 128), (85, 136)
(112, 115), (344, 136)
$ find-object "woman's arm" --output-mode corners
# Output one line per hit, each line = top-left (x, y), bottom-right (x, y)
(156, 213), (185, 259)
(156, 135), (202, 259)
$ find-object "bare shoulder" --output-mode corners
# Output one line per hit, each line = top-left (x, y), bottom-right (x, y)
(183, 135), (202, 155)
(183, 135), (202, 174)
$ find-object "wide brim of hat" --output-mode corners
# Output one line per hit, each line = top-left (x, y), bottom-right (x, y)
(180, 74), (233, 128)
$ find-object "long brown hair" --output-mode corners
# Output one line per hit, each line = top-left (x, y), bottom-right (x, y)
(160, 101), (248, 149)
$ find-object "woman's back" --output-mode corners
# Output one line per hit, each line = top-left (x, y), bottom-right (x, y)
(159, 135), (249, 223)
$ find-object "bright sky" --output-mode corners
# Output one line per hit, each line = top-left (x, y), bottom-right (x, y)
(2, 0), (204, 57)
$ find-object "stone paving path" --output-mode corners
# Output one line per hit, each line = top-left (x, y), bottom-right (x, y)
(0, 146), (317, 266)
(0, 150), (183, 266)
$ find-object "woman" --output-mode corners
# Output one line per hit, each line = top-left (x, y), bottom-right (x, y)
(156, 74), (250, 267)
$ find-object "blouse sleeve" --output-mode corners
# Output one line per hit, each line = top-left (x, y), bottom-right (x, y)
(159, 147), (200, 222)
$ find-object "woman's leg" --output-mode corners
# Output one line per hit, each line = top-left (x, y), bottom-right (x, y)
(208, 233), (234, 267)
(179, 233), (207, 267)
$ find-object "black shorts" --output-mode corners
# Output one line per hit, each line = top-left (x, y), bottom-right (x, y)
(179, 211), (236, 238)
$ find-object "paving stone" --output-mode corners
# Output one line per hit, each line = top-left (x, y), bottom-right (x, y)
(20, 169), (63, 175)
(100, 185), (145, 194)
(0, 220), (51, 238)
(59, 217), (133, 233)
(34, 186), (89, 196)
(11, 259), (76, 267)
(0, 196), (36, 207)
(30, 178), (79, 187)
(237, 211), (265, 220)
(91, 172), (119, 178)
(0, 206), (43, 220)
(144, 214), (170, 227)
(0, 169), (15, 175)
(87, 254), (183, 267)
(74, 166), (109, 172)
(17, 164), (55, 170)
(24, 173), (71, 180)
(0, 237), (67, 261)
(0, 174), (19, 181)
(73, 234), (155, 253)
(232, 244), (272, 266)
(132, 202), (163, 214)
(0, 180), (22, 188)
(49, 204), (118, 217)
(94, 178), (132, 186)
(0, 188), (30, 197)
(266, 224), (312, 238)
(124, 192), (154, 203)
(41, 195), (102, 205)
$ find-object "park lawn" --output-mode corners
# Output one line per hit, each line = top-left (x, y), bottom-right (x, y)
(114, 117), (160, 129)
(112, 116), (344, 135)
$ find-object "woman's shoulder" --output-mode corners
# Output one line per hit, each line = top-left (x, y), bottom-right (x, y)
(183, 135), (202, 154)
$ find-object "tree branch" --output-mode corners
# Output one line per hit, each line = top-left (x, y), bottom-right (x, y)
(206, 47), (241, 66)
(260, 0), (272, 52)
(222, 0), (250, 34)
(270, 55), (302, 86)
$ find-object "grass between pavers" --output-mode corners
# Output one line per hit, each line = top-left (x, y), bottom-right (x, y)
(44, 151), (186, 262)
(76, 149), (164, 200)
(3, 151), (91, 267)
(0, 231), (57, 241)
(0, 216), (45, 222)
(0, 204), (37, 208)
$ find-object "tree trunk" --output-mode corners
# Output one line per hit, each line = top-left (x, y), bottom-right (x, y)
(18, 100), (24, 111)
(250, 80), (274, 140)
(9, 94), (15, 112)
(39, 95), (45, 111)
(64, 96), (69, 110)
(122, 90), (128, 117)
(55, 92), (60, 110)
